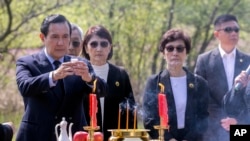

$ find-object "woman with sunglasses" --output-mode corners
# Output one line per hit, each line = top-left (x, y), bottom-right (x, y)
(82, 25), (137, 141)
(143, 29), (209, 141)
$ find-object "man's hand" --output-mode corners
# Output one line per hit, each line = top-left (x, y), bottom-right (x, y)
(71, 61), (92, 82)
(221, 117), (237, 131)
(52, 62), (74, 81)
(169, 138), (178, 141)
(234, 71), (250, 88)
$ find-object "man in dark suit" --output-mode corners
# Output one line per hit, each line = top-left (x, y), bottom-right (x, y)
(15, 14), (107, 141)
(195, 14), (250, 141)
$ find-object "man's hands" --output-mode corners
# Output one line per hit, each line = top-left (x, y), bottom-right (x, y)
(235, 71), (250, 88)
(52, 61), (92, 82)
(221, 117), (237, 131)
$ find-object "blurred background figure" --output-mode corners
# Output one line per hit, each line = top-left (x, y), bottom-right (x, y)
(143, 29), (209, 141)
(0, 122), (14, 141)
(195, 14), (250, 141)
(82, 25), (137, 141)
(68, 23), (84, 57)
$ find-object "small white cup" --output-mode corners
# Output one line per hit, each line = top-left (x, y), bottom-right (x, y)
(71, 58), (78, 62)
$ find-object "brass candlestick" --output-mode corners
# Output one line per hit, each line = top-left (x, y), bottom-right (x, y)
(83, 125), (100, 141)
(108, 129), (150, 141)
(153, 125), (169, 141)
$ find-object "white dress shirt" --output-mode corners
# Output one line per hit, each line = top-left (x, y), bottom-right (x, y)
(170, 75), (187, 129)
(219, 45), (236, 90)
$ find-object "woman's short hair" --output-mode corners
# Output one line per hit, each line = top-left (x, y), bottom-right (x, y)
(82, 25), (113, 60)
(159, 29), (191, 54)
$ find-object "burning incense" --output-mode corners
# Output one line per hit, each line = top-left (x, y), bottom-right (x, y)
(118, 104), (121, 130)
(126, 100), (129, 130)
(133, 106), (137, 130)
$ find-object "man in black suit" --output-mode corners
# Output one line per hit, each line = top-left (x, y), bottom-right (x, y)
(15, 14), (107, 141)
(195, 14), (250, 141)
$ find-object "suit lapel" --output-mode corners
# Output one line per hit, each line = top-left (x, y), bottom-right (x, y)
(212, 49), (229, 90)
(37, 51), (54, 73)
(185, 71), (196, 123)
(234, 50), (248, 77)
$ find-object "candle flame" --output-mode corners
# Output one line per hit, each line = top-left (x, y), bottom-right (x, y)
(92, 79), (97, 93)
(158, 83), (165, 93)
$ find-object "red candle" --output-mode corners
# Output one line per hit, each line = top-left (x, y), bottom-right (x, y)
(89, 94), (97, 127)
(158, 94), (168, 127)
(158, 83), (168, 127)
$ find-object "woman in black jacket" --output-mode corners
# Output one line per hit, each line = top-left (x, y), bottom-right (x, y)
(82, 25), (137, 141)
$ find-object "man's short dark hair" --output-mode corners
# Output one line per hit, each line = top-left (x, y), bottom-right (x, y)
(40, 14), (71, 37)
(214, 14), (238, 27)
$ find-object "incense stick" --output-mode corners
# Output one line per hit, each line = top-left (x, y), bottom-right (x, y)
(118, 106), (121, 130)
(126, 100), (129, 130)
(134, 107), (137, 130)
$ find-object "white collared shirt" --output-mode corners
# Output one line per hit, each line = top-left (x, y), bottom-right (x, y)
(218, 45), (236, 90)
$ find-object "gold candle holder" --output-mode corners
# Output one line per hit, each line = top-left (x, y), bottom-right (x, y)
(83, 126), (100, 141)
(108, 129), (150, 141)
(153, 125), (169, 141)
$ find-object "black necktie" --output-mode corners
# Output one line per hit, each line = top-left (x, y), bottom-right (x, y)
(53, 60), (61, 70)
(53, 60), (65, 95)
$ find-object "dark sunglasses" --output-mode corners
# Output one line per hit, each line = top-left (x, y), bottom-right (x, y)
(72, 41), (80, 48)
(165, 45), (185, 53)
(89, 41), (109, 48)
(218, 27), (240, 33)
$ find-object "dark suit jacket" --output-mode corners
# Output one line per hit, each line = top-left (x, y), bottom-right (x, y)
(143, 68), (209, 141)
(15, 50), (107, 141)
(195, 48), (250, 141)
(83, 63), (136, 141)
